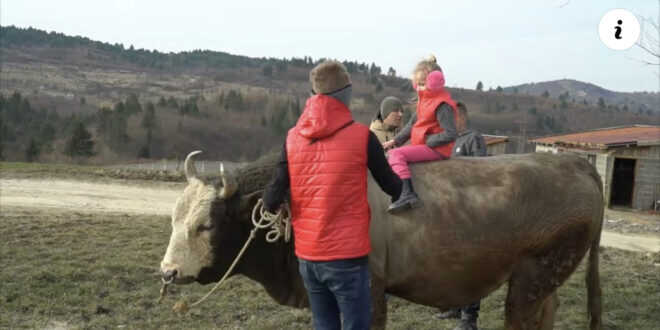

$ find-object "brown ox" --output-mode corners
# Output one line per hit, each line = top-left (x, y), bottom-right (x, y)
(160, 151), (603, 330)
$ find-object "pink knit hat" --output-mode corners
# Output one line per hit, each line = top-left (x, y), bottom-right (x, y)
(426, 70), (445, 91)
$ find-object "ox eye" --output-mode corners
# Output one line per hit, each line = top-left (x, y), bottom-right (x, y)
(197, 222), (215, 232)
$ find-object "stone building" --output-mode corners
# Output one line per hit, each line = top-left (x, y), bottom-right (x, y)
(532, 125), (660, 211)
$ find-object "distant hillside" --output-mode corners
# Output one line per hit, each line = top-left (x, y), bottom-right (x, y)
(1, 25), (658, 164)
(503, 79), (659, 114)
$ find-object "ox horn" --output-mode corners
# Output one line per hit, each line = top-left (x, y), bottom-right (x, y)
(184, 150), (203, 182)
(219, 162), (238, 199)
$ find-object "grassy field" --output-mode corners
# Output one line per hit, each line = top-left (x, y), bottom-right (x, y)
(1, 206), (659, 330)
(1, 162), (659, 329)
(0, 162), (185, 182)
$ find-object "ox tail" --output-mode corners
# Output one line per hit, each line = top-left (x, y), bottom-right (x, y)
(586, 169), (603, 330)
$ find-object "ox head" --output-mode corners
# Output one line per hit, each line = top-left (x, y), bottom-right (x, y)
(159, 150), (244, 285)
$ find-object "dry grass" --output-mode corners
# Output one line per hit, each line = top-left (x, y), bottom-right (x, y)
(1, 164), (659, 329)
(0, 162), (185, 182)
(1, 207), (659, 329)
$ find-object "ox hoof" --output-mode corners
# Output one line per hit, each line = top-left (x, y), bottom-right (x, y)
(434, 309), (461, 320)
(453, 319), (478, 330)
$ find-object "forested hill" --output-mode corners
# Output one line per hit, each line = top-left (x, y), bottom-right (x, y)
(1, 25), (657, 164)
(502, 79), (658, 115)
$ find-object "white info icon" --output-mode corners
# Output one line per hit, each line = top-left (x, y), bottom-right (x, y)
(599, 9), (641, 50)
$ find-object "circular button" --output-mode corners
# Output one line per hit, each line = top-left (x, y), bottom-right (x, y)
(598, 9), (641, 50)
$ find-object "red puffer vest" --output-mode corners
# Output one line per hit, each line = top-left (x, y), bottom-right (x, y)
(410, 88), (458, 158)
(286, 95), (371, 261)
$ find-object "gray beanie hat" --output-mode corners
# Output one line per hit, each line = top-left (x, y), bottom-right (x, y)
(379, 96), (403, 120)
(310, 61), (351, 94)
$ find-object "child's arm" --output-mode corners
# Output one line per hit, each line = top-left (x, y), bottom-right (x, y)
(393, 112), (417, 146)
(425, 103), (457, 148)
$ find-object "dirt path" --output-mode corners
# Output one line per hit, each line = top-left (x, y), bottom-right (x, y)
(1, 178), (659, 253)
(0, 178), (182, 216)
(600, 231), (659, 253)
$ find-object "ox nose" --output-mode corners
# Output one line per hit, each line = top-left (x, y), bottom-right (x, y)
(162, 269), (178, 284)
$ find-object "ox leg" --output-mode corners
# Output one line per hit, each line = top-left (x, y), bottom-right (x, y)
(370, 275), (387, 330)
(538, 292), (559, 330)
(506, 225), (590, 330)
(504, 258), (556, 330)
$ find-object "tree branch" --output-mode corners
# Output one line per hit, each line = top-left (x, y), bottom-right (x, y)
(636, 42), (660, 59)
(557, 0), (570, 8)
(626, 55), (660, 66)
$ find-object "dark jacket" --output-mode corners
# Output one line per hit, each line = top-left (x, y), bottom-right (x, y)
(452, 129), (487, 157)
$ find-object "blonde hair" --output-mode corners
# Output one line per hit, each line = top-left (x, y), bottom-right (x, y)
(412, 55), (442, 78)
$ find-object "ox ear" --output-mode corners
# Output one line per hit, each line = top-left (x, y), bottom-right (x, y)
(219, 163), (238, 199)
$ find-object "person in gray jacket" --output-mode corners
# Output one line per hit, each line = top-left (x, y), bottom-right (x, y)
(436, 102), (485, 330)
(452, 102), (487, 157)
(370, 96), (404, 145)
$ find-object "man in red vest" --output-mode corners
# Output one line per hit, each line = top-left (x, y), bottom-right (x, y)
(262, 61), (402, 330)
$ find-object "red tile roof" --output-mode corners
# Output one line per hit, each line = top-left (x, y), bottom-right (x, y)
(532, 125), (660, 149)
(483, 135), (509, 145)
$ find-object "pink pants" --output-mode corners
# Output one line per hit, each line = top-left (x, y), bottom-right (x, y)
(388, 144), (445, 179)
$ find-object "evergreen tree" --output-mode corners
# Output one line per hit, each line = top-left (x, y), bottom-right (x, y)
(218, 91), (225, 107)
(25, 138), (40, 162)
(262, 65), (273, 77)
(387, 67), (396, 77)
(275, 61), (288, 73)
(65, 122), (94, 157)
(138, 144), (150, 158)
(476, 81), (483, 91)
(39, 122), (56, 148)
(125, 93), (142, 114)
(0, 110), (4, 160)
(375, 81), (383, 92)
(166, 96), (179, 108)
(141, 102), (157, 130)
(140, 102), (157, 158)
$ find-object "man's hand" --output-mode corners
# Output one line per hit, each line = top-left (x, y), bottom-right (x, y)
(382, 140), (396, 150)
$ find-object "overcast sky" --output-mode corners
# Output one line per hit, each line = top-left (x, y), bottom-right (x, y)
(2, 0), (659, 93)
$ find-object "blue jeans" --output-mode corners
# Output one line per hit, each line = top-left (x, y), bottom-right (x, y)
(298, 257), (371, 330)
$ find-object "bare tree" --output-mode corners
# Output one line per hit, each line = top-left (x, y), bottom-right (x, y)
(562, 1), (659, 77)
(635, 2), (660, 67)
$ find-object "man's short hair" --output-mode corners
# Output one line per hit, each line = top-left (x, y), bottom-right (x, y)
(309, 61), (351, 94)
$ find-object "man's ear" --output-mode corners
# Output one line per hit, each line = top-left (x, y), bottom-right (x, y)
(240, 190), (264, 214)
